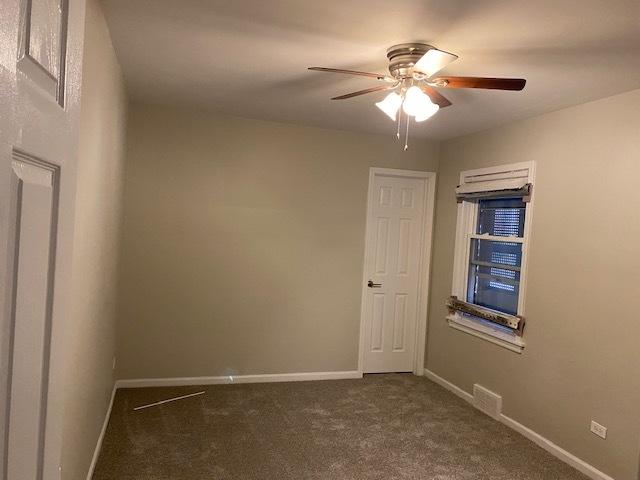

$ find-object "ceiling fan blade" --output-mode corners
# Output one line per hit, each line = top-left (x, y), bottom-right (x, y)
(331, 85), (395, 100)
(413, 48), (458, 77)
(308, 67), (392, 82)
(420, 85), (452, 108)
(433, 76), (526, 91)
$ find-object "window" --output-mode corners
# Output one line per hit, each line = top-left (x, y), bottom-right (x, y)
(447, 162), (535, 353)
(467, 198), (525, 315)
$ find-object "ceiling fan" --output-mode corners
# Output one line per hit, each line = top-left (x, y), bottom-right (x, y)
(309, 43), (526, 148)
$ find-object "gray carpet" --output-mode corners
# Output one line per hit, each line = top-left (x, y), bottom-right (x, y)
(93, 374), (588, 479)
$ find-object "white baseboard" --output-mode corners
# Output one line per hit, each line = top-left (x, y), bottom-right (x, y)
(86, 383), (117, 480)
(423, 369), (614, 480)
(115, 370), (363, 389)
(498, 414), (615, 480)
(423, 368), (474, 403)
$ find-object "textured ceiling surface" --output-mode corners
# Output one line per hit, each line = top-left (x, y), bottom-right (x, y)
(101, 0), (640, 139)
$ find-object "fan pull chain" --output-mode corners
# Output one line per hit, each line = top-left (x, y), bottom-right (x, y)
(404, 111), (410, 150)
(396, 111), (401, 140)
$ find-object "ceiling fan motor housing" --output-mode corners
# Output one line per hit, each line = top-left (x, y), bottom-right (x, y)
(387, 43), (434, 79)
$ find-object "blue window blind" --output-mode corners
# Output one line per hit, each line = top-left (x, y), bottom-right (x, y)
(467, 198), (526, 315)
(476, 198), (525, 237)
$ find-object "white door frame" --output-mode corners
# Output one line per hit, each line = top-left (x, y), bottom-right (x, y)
(357, 167), (437, 376)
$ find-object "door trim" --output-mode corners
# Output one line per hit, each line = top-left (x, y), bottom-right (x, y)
(357, 168), (437, 376)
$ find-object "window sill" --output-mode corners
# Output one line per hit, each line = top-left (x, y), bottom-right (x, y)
(446, 313), (525, 354)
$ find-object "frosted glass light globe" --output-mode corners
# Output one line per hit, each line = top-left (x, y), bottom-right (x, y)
(375, 92), (403, 121)
(402, 86), (439, 122)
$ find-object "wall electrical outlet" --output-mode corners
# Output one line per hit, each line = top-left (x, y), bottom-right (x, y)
(112, 357), (117, 371)
(590, 420), (607, 439)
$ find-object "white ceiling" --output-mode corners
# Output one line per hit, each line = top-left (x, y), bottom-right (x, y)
(101, 0), (640, 140)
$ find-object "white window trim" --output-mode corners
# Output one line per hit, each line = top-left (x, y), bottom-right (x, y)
(448, 161), (536, 353)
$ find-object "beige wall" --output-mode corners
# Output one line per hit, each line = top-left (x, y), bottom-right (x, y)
(116, 104), (439, 379)
(426, 89), (640, 480)
(61, 0), (128, 478)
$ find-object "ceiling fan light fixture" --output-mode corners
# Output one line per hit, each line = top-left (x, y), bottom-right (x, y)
(309, 42), (526, 149)
(375, 91), (403, 121)
(402, 86), (438, 120)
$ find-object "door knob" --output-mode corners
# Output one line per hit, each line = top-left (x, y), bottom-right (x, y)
(367, 280), (382, 288)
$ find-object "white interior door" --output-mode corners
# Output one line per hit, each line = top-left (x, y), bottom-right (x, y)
(0, 0), (86, 478)
(360, 169), (434, 373)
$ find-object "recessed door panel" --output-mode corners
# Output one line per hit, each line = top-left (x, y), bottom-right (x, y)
(18, 0), (68, 103)
(370, 294), (385, 352)
(374, 218), (389, 275)
(396, 218), (411, 275)
(392, 294), (407, 352)
(401, 188), (414, 208)
(379, 186), (392, 206)
(27, 0), (63, 77)
(6, 155), (59, 480)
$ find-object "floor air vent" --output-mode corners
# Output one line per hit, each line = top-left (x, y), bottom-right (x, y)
(473, 384), (502, 419)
